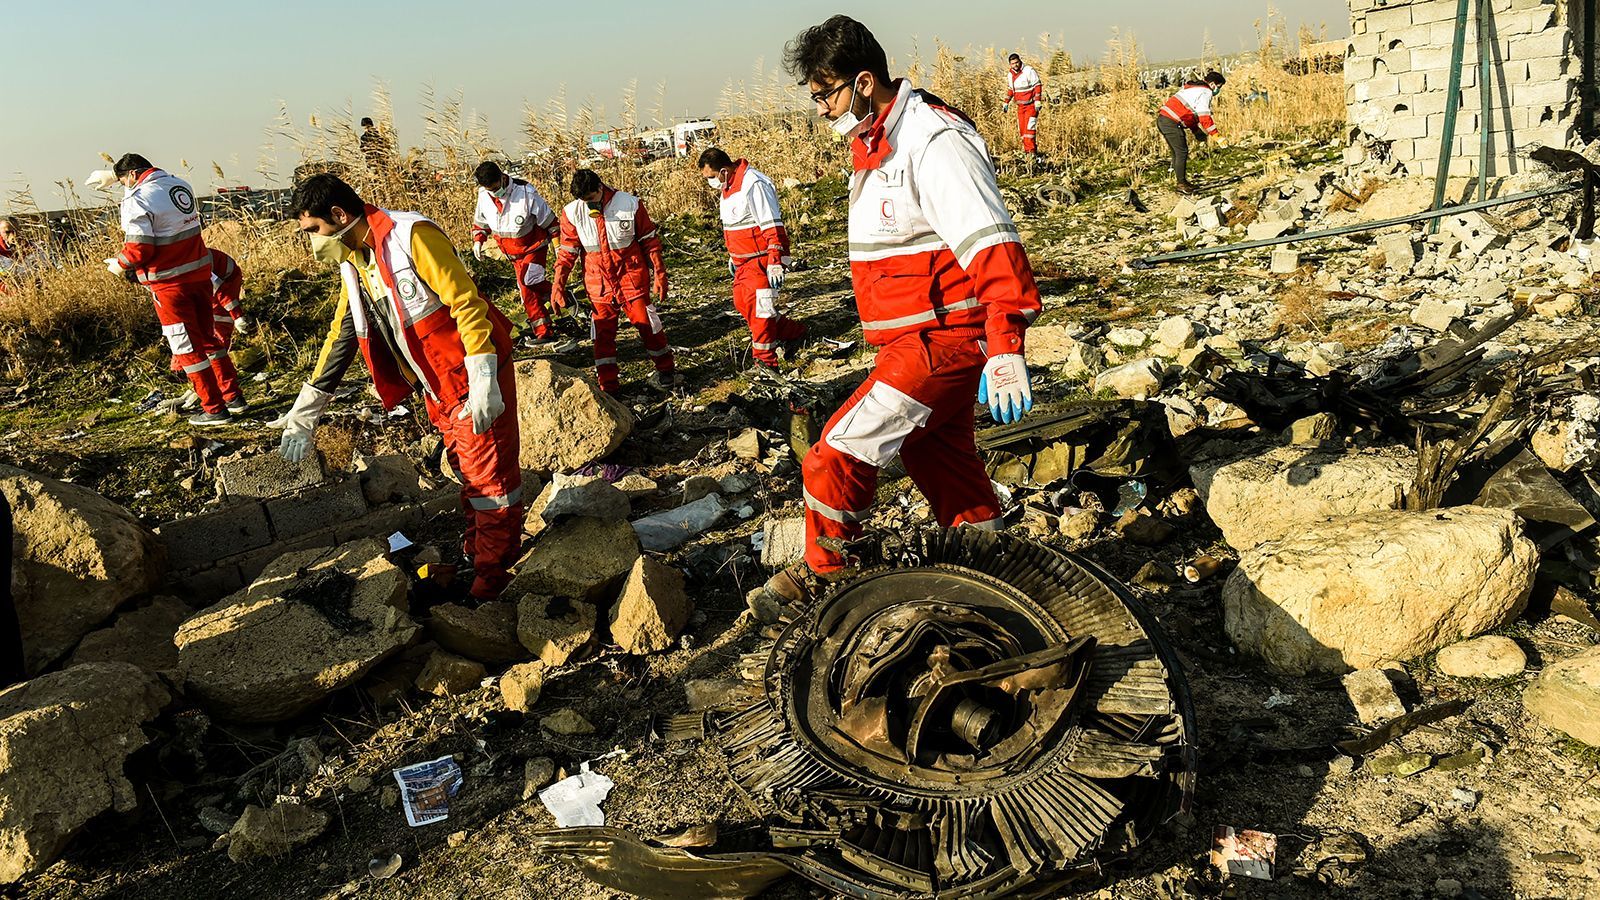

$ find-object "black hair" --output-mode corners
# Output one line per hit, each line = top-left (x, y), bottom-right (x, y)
(360, 117), (375, 127)
(1206, 70), (1227, 87)
(1008, 53), (1021, 62)
(783, 15), (891, 87)
(697, 147), (734, 171)
(113, 153), (153, 177)
(569, 168), (602, 199)
(474, 161), (506, 188)
(291, 173), (365, 221)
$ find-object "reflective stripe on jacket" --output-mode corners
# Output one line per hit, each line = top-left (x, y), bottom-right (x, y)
(1160, 84), (1219, 135)
(118, 169), (211, 286)
(552, 188), (667, 302)
(719, 160), (790, 266)
(471, 178), (558, 260)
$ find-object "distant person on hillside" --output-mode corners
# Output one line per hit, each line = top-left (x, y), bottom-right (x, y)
(550, 169), (678, 395)
(468, 160), (573, 350)
(698, 146), (806, 368)
(360, 117), (394, 170)
(1002, 53), (1044, 155)
(0, 219), (52, 292)
(88, 155), (248, 424)
(1157, 70), (1227, 195)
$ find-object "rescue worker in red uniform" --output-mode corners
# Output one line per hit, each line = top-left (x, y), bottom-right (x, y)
(765, 16), (1040, 600)
(93, 155), (246, 424)
(468, 161), (572, 349)
(1003, 53), (1044, 155)
(278, 175), (524, 600)
(178, 250), (254, 413)
(1157, 71), (1227, 195)
(697, 147), (806, 367)
(550, 169), (677, 394)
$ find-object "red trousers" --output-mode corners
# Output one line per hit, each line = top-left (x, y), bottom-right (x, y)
(1016, 103), (1039, 154)
(426, 360), (525, 599)
(512, 247), (555, 339)
(732, 259), (805, 365)
(801, 329), (1002, 573)
(207, 312), (243, 403)
(591, 292), (674, 393)
(152, 281), (240, 414)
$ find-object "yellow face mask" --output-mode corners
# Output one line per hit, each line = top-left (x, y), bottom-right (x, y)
(309, 217), (358, 266)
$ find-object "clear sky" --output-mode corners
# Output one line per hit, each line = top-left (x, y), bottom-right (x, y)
(0, 0), (1348, 212)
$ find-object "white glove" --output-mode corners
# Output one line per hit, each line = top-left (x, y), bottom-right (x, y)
(1002, 103), (1011, 113)
(472, 241), (485, 260)
(277, 383), (333, 462)
(233, 316), (252, 335)
(85, 170), (117, 191)
(727, 259), (737, 278)
(978, 353), (1033, 424)
(460, 353), (504, 435)
(104, 257), (124, 275)
(766, 263), (785, 291)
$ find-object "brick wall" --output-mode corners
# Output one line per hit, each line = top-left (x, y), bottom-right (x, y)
(1346, 0), (1588, 176)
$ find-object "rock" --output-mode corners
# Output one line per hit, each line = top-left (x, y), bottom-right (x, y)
(680, 475), (721, 506)
(541, 708), (595, 735)
(1223, 507), (1538, 674)
(1131, 561), (1175, 591)
(1524, 647), (1600, 745)
(0, 465), (166, 673)
(0, 663), (170, 882)
(728, 429), (765, 460)
(345, 775), (372, 793)
(415, 650), (485, 697)
(514, 360), (634, 473)
(1024, 325), (1079, 367)
(516, 595), (597, 666)
(1531, 395), (1600, 473)
(1093, 359), (1164, 399)
(539, 472), (630, 523)
(498, 661), (546, 713)
(609, 558), (692, 655)
(352, 454), (426, 506)
(1114, 511), (1174, 546)
(507, 517), (640, 603)
(1284, 412), (1338, 447)
(65, 596), (192, 673)
(1270, 248), (1301, 274)
(1378, 232), (1416, 272)
(613, 472), (658, 499)
(1248, 220), (1295, 241)
(428, 601), (525, 664)
(214, 450), (326, 501)
(1062, 343), (1105, 380)
(1436, 635), (1526, 679)
(226, 800), (329, 862)
(1155, 316), (1198, 350)
(760, 518), (807, 569)
(1342, 669), (1406, 725)
(1534, 293), (1581, 318)
(1190, 446), (1414, 551)
(1410, 298), (1467, 332)
(198, 806), (237, 835)
(1060, 509), (1101, 541)
(1105, 327), (1147, 350)
(522, 757), (556, 801)
(175, 538), (417, 722)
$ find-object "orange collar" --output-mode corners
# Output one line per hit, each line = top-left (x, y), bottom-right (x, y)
(721, 159), (750, 198)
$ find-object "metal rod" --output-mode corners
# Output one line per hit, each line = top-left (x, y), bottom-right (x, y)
(1129, 181), (1579, 268)
(1477, 0), (1491, 202)
(1430, 0), (1473, 234)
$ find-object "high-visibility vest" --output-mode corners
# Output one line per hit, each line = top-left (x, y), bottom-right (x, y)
(471, 178), (558, 259)
(718, 160), (790, 267)
(117, 169), (211, 286)
(554, 189), (665, 302)
(1008, 65), (1043, 105)
(1160, 84), (1219, 135)
(210, 250), (242, 318)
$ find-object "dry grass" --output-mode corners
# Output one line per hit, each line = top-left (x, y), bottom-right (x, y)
(1274, 283), (1332, 336)
(1327, 175), (1385, 212)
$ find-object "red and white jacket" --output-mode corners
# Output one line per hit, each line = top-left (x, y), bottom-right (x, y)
(552, 188), (666, 303)
(117, 169), (212, 286)
(718, 160), (790, 267)
(1007, 65), (1043, 106)
(1160, 83), (1220, 135)
(848, 80), (1041, 356)
(470, 178), (558, 260)
(210, 250), (242, 319)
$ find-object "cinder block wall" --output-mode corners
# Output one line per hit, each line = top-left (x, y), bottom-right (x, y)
(1346, 0), (1590, 176)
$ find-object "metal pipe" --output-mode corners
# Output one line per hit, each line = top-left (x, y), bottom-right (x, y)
(1429, 0), (1473, 234)
(1129, 181), (1579, 268)
(1477, 0), (1491, 202)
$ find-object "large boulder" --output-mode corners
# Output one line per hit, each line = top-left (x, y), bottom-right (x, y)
(226, 800), (329, 862)
(175, 538), (417, 722)
(427, 601), (525, 664)
(0, 465), (165, 672)
(609, 558), (692, 655)
(1524, 647), (1600, 746)
(506, 517), (640, 603)
(515, 360), (634, 473)
(66, 596), (193, 673)
(1223, 507), (1537, 675)
(1190, 446), (1414, 551)
(0, 663), (171, 882)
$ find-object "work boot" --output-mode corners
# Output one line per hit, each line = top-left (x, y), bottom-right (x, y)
(1175, 181), (1197, 196)
(177, 388), (201, 412)
(652, 370), (682, 391)
(781, 336), (807, 361)
(187, 411), (232, 427)
(225, 396), (250, 415)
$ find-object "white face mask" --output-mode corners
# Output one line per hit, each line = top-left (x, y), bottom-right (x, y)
(707, 176), (724, 191)
(830, 79), (872, 137)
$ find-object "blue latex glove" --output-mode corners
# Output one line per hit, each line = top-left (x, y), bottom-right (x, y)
(978, 353), (1032, 424)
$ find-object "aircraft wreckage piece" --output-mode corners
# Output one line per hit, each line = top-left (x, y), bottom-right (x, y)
(533, 527), (1196, 899)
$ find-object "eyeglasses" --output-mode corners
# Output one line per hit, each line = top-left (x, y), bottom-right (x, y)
(809, 81), (852, 107)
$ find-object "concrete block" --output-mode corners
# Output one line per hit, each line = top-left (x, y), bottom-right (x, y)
(1500, 5), (1558, 32)
(1410, 45), (1454, 70)
(334, 503), (426, 545)
(1364, 74), (1403, 99)
(1399, 71), (1429, 94)
(1508, 29), (1571, 60)
(1522, 56), (1571, 83)
(175, 564), (245, 603)
(1366, 4), (1414, 32)
(1384, 116), (1430, 140)
(1271, 249), (1302, 275)
(216, 451), (326, 501)
(1247, 221), (1296, 241)
(1379, 233), (1417, 273)
(1349, 33), (1383, 57)
(265, 478), (368, 542)
(1515, 79), (1577, 107)
(157, 501), (273, 572)
(1376, 49), (1413, 74)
